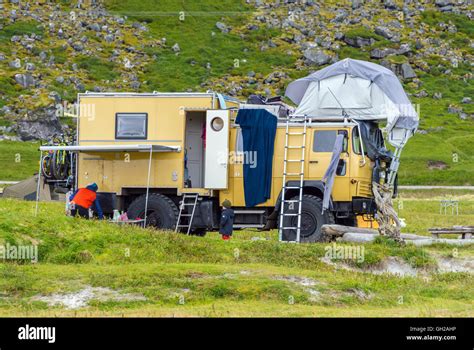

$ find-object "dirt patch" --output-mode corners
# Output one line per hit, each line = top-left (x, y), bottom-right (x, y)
(347, 288), (374, 300)
(427, 160), (448, 170)
(437, 257), (474, 273)
(369, 257), (418, 277)
(321, 254), (474, 277)
(306, 288), (322, 302)
(274, 275), (320, 287)
(32, 286), (146, 309)
(320, 256), (418, 277)
(273, 275), (324, 301)
(186, 272), (208, 279)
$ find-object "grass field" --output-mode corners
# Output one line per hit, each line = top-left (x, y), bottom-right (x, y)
(0, 196), (472, 317)
(0, 141), (40, 181)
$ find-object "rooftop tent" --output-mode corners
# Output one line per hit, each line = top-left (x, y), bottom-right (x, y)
(285, 58), (419, 143)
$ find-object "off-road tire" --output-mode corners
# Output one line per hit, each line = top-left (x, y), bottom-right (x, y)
(281, 194), (335, 243)
(127, 193), (179, 230)
(51, 151), (70, 181)
(41, 155), (54, 179)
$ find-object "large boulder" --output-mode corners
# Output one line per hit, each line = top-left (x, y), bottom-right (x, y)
(400, 63), (417, 79)
(352, 0), (364, 9)
(375, 26), (394, 40)
(344, 36), (375, 48)
(9, 58), (21, 68)
(13, 107), (65, 141)
(215, 22), (229, 33)
(370, 48), (397, 59)
(14, 74), (36, 88)
(435, 0), (452, 6)
(303, 48), (332, 66)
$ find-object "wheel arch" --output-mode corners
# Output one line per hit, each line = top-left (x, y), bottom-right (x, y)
(275, 180), (327, 212)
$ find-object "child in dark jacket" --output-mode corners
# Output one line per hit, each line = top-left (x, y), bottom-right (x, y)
(219, 199), (234, 240)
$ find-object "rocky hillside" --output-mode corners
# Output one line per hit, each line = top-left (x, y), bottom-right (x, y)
(0, 0), (473, 184)
(0, 0), (163, 140)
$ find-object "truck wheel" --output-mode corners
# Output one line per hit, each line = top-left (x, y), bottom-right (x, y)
(281, 194), (334, 243)
(127, 193), (178, 230)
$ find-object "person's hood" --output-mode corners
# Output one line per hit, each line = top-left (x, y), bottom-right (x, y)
(86, 183), (98, 192)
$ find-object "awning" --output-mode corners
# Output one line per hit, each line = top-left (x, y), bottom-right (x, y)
(39, 144), (181, 152)
(35, 143), (174, 226)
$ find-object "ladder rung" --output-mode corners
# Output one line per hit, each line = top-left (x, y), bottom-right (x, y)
(283, 199), (301, 203)
(287, 132), (305, 135)
(176, 194), (199, 233)
(281, 213), (301, 216)
(285, 159), (304, 163)
(284, 172), (303, 176)
(284, 186), (302, 189)
(285, 146), (305, 149)
(281, 227), (299, 230)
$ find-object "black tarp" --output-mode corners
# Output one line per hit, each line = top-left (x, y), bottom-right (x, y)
(236, 109), (277, 207)
(357, 120), (392, 162)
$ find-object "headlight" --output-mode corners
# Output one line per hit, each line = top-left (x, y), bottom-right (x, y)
(210, 117), (224, 131)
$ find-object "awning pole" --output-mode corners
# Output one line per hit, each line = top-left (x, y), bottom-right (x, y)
(35, 152), (43, 217)
(143, 148), (153, 227)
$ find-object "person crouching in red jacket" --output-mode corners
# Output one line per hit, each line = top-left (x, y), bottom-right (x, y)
(69, 182), (104, 219)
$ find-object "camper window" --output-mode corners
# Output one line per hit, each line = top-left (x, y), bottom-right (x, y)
(115, 113), (148, 139)
(313, 130), (347, 152)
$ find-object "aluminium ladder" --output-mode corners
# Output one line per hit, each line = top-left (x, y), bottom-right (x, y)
(175, 193), (199, 235)
(278, 116), (309, 243)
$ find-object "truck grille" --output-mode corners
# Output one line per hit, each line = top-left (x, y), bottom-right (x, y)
(357, 181), (373, 197)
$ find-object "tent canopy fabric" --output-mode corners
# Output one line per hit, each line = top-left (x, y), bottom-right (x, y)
(3, 175), (51, 201)
(285, 58), (419, 132)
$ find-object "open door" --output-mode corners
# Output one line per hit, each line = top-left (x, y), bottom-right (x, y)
(204, 110), (230, 189)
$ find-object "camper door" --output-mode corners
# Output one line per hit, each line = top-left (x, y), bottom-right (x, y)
(204, 110), (230, 189)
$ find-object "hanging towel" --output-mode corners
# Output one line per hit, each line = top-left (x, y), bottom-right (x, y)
(322, 134), (344, 212)
(235, 109), (277, 207)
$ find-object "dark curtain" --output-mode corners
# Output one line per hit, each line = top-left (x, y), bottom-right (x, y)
(236, 109), (277, 207)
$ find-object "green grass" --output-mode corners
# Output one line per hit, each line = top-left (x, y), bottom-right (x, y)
(394, 193), (474, 236)
(421, 11), (474, 36)
(106, 0), (294, 92)
(0, 20), (44, 48)
(50, 46), (69, 65)
(0, 141), (40, 181)
(75, 56), (120, 82)
(398, 71), (474, 185)
(0, 198), (472, 316)
(344, 26), (385, 41)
